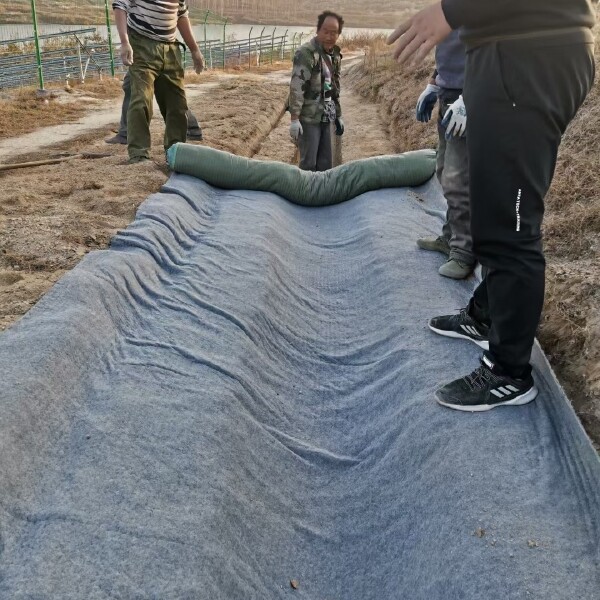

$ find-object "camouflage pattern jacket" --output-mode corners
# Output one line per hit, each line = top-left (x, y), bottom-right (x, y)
(288, 37), (342, 125)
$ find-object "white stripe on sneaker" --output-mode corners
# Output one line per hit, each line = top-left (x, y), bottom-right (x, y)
(429, 323), (490, 350)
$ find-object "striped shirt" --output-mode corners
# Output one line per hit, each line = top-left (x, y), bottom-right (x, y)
(113, 0), (189, 43)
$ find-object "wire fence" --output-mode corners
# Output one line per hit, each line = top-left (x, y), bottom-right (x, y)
(0, 1), (307, 90)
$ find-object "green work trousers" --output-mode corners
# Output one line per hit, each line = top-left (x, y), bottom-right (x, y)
(127, 29), (188, 160)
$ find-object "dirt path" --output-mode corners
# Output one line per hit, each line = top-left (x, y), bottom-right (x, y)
(254, 74), (394, 163)
(0, 80), (228, 163)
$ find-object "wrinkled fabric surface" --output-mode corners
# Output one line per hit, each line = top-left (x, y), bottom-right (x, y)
(0, 175), (598, 599)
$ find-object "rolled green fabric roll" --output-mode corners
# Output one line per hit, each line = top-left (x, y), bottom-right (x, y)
(167, 143), (436, 207)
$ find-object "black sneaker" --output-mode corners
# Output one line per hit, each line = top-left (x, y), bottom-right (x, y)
(435, 354), (538, 412)
(429, 307), (490, 350)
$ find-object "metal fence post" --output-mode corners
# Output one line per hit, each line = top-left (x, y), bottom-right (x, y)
(30, 0), (44, 90)
(291, 32), (297, 57)
(258, 26), (265, 67)
(222, 19), (228, 70)
(270, 28), (275, 65)
(103, 0), (115, 76)
(248, 26), (253, 70)
(281, 29), (288, 61)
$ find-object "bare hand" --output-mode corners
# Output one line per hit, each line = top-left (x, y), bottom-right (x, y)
(191, 49), (205, 74)
(387, 2), (452, 65)
(120, 42), (133, 66)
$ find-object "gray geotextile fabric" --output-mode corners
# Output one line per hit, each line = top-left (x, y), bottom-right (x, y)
(0, 175), (599, 599)
(166, 143), (437, 206)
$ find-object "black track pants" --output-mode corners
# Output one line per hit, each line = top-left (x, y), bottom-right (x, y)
(463, 37), (594, 376)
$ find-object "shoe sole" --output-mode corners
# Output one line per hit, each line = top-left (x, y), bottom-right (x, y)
(428, 324), (490, 350)
(435, 386), (539, 412)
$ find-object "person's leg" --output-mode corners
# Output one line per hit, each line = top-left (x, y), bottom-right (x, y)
(154, 42), (188, 152)
(119, 70), (131, 138)
(298, 120), (321, 171)
(186, 110), (200, 130)
(437, 135), (474, 277)
(418, 120), (451, 255)
(127, 31), (160, 161)
(465, 39), (594, 377)
(439, 140), (473, 262)
(432, 39), (593, 411)
(468, 278), (490, 325)
(315, 121), (333, 171)
(185, 110), (203, 139)
(105, 71), (130, 144)
(436, 92), (474, 278)
(436, 127), (452, 245)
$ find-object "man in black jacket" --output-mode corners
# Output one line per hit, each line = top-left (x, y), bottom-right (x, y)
(388, 0), (596, 412)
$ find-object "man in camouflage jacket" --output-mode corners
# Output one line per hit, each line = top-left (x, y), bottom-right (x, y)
(289, 11), (344, 171)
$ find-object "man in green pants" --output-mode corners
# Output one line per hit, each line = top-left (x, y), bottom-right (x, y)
(112, 0), (204, 163)
(105, 69), (203, 145)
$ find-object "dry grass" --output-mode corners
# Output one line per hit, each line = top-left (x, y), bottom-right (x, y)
(0, 78), (123, 140)
(349, 40), (600, 446)
(340, 32), (388, 52)
(185, 60), (292, 83)
(346, 47), (436, 153)
(538, 49), (600, 440)
(197, 76), (289, 156)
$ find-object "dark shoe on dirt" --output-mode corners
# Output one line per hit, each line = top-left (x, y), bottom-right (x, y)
(435, 354), (538, 412)
(429, 307), (490, 350)
(417, 235), (450, 256)
(438, 258), (474, 280)
(105, 134), (127, 145)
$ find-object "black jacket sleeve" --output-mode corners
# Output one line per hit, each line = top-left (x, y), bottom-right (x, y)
(441, 0), (518, 30)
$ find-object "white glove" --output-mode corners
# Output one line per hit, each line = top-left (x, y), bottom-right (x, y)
(289, 120), (303, 144)
(120, 42), (133, 67)
(191, 49), (205, 74)
(416, 83), (440, 122)
(441, 94), (467, 140)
